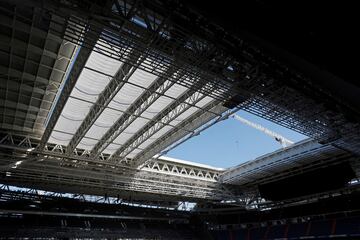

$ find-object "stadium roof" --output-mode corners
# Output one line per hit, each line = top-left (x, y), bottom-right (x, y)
(0, 0), (359, 207)
(47, 40), (226, 167)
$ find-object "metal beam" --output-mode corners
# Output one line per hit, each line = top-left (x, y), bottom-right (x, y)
(133, 101), (227, 167)
(147, 105), (242, 165)
(37, 27), (100, 150)
(90, 66), (179, 157)
(108, 79), (212, 163)
(220, 139), (349, 186)
(66, 50), (143, 154)
(0, 160), (227, 200)
(0, 209), (183, 221)
(65, 3), (171, 154)
(11, 0), (354, 152)
(0, 133), (224, 182)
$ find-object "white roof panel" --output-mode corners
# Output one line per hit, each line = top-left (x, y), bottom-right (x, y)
(165, 83), (188, 98)
(126, 148), (141, 158)
(103, 143), (120, 155)
(129, 67), (158, 88)
(46, 41), (224, 168)
(108, 84), (143, 110)
(70, 69), (111, 103)
(52, 97), (92, 134)
(86, 49), (122, 77)
(140, 96), (173, 119)
(195, 96), (214, 107)
(83, 108), (123, 140)
(49, 131), (72, 146)
(48, 40), (124, 146)
(112, 117), (150, 145)
(135, 125), (173, 151)
(103, 142), (144, 155)
(77, 137), (98, 150)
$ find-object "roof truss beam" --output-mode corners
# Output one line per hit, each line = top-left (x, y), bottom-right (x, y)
(90, 66), (180, 157)
(108, 81), (212, 163)
(66, 50), (143, 154)
(133, 102), (227, 167)
(37, 27), (100, 150)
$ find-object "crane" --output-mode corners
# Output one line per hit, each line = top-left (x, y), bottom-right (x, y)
(232, 114), (294, 148)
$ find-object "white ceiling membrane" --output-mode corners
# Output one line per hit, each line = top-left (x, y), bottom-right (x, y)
(49, 41), (123, 144)
(78, 68), (158, 148)
(47, 39), (225, 164)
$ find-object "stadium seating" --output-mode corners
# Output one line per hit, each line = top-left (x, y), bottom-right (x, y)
(210, 215), (360, 240)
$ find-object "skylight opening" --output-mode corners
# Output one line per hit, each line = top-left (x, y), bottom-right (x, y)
(165, 110), (308, 168)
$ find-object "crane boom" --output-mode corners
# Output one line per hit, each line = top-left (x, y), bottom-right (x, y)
(232, 114), (294, 148)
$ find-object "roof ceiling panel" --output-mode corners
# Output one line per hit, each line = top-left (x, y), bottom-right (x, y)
(76, 137), (99, 150)
(48, 130), (72, 146)
(196, 96), (214, 107)
(112, 117), (150, 145)
(140, 95), (173, 119)
(48, 41), (124, 145)
(86, 50), (122, 77)
(52, 97), (92, 134)
(128, 68), (158, 88)
(83, 107), (123, 140)
(81, 125), (108, 143)
(126, 148), (142, 158)
(71, 69), (111, 103)
(106, 69), (158, 112)
(164, 83), (188, 98)
(108, 84), (144, 109)
(170, 107), (198, 125)
(102, 143), (120, 155)
(45, 39), (222, 166)
(135, 125), (173, 151)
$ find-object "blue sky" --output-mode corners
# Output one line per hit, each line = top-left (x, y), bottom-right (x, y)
(166, 110), (308, 168)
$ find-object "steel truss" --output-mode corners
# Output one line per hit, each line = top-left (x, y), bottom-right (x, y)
(66, 8), (172, 155)
(0, 133), (231, 201)
(90, 67), (180, 158)
(0, 133), (358, 207)
(133, 103), (228, 167)
(23, 0), (358, 156)
(1, 0), (360, 209)
(1, 166), (222, 199)
(38, 22), (100, 150)
(66, 50), (143, 154)
(6, 0), (359, 153)
(0, 184), (183, 208)
(220, 140), (353, 186)
(107, 80), (216, 164)
(3, 0), (237, 166)
(247, 182), (360, 211)
(0, 3), (79, 137)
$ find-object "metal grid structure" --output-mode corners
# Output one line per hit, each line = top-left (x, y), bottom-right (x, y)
(17, 0), (358, 156)
(0, 2), (79, 138)
(220, 139), (353, 186)
(0, 0), (359, 208)
(0, 0), (235, 187)
(0, 133), (231, 201)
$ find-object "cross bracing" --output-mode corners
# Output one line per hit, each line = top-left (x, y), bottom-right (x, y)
(44, 38), (224, 163)
(28, 0), (233, 166)
(0, 3), (79, 138)
(4, 0), (348, 147)
(0, 133), (229, 200)
(90, 67), (180, 158)
(1, 0), (360, 207)
(19, 0), (354, 151)
(133, 103), (229, 167)
(65, 49), (143, 155)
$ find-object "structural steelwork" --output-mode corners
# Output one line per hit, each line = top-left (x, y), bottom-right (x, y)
(0, 0), (359, 212)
